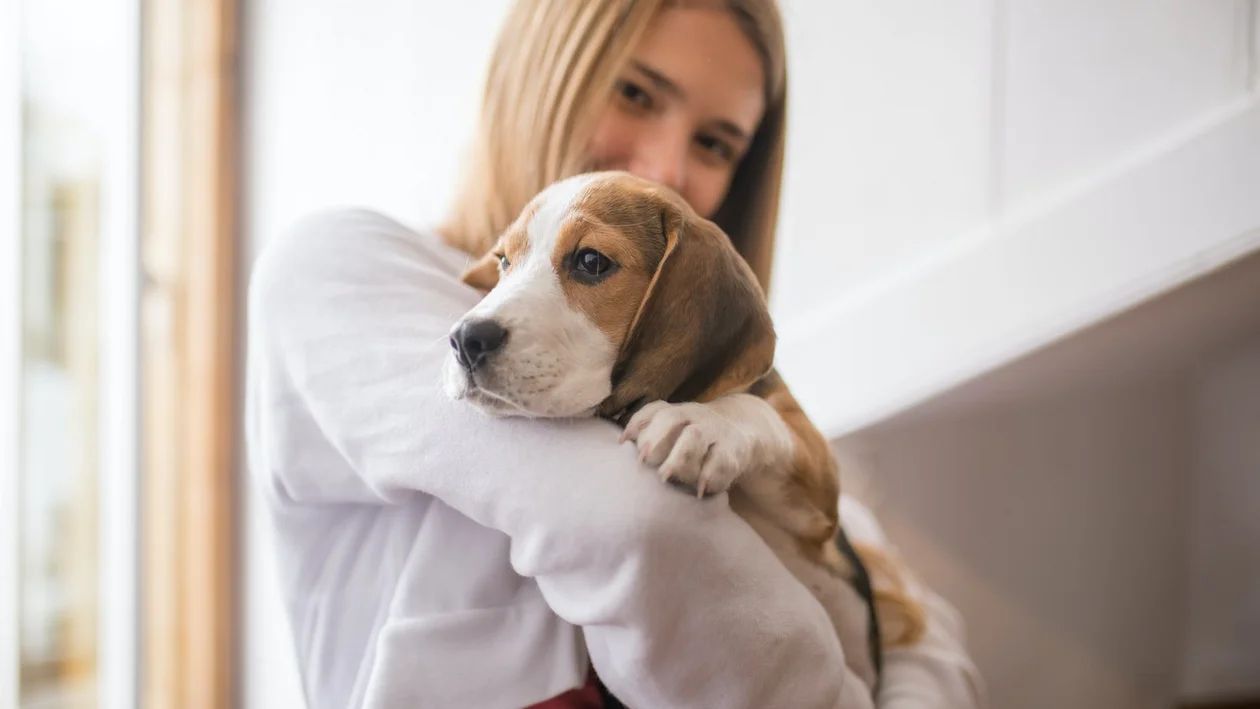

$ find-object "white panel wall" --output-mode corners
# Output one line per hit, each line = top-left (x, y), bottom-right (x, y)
(772, 0), (1260, 440)
(771, 1), (992, 317)
(772, 0), (1257, 323)
(1182, 338), (1260, 699)
(1001, 0), (1250, 206)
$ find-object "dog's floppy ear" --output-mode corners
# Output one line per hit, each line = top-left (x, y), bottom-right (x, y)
(598, 201), (776, 420)
(460, 250), (500, 293)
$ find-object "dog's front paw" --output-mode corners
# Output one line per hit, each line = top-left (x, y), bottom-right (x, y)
(621, 400), (753, 497)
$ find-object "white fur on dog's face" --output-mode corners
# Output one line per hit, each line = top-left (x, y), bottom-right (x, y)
(443, 175), (620, 418)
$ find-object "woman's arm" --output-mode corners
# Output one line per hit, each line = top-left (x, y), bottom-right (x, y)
(247, 208), (859, 709)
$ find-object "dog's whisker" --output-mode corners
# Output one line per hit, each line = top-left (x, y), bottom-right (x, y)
(473, 384), (533, 415)
(419, 333), (453, 359)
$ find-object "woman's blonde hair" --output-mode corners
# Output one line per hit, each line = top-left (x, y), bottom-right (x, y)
(440, 0), (788, 293)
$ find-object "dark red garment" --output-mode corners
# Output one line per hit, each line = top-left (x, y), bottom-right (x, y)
(522, 668), (606, 709)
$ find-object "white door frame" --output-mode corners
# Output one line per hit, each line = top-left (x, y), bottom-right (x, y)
(98, 1), (141, 707)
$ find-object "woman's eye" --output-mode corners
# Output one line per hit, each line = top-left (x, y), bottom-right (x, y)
(615, 80), (653, 111)
(696, 134), (736, 164)
(574, 248), (614, 277)
(496, 253), (510, 270)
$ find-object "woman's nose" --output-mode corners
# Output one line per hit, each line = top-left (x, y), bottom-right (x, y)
(628, 135), (687, 195)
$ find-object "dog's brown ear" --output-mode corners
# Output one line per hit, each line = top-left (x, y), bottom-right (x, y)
(598, 203), (776, 420)
(460, 250), (500, 293)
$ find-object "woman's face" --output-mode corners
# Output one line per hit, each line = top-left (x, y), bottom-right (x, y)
(585, 7), (766, 220)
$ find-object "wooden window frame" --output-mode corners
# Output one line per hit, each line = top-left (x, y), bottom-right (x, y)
(140, 0), (239, 706)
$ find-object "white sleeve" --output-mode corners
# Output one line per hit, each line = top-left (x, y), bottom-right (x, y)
(248, 208), (863, 709)
(839, 497), (989, 709)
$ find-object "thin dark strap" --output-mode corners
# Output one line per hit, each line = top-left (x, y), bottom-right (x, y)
(594, 672), (628, 709)
(834, 524), (883, 681)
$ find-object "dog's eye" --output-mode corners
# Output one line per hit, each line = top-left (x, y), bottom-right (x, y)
(496, 253), (510, 270)
(574, 248), (613, 278)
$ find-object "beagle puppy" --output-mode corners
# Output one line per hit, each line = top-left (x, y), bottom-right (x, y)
(443, 171), (924, 698)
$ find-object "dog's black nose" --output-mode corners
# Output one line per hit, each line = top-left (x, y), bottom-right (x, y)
(450, 318), (508, 370)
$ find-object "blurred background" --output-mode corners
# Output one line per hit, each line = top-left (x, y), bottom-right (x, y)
(2, 1), (1258, 708)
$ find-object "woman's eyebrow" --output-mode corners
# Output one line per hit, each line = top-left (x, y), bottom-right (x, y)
(631, 61), (685, 100)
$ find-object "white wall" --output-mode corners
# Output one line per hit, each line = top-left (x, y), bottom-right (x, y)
(770, 0), (1254, 321)
(243, 0), (513, 263)
(1000, 0), (1249, 206)
(772, 0), (1260, 439)
(771, 0), (993, 315)
(838, 380), (1193, 709)
(1181, 337), (1260, 700)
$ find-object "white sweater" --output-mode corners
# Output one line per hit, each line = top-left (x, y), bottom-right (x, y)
(245, 208), (987, 709)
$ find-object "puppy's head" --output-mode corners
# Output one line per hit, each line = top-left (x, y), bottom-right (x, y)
(443, 171), (775, 420)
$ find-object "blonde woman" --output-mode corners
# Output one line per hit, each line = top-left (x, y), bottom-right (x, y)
(246, 1), (986, 708)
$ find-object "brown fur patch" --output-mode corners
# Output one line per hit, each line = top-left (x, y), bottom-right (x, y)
(550, 197), (663, 344)
(753, 369), (841, 546)
(584, 175), (776, 418)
